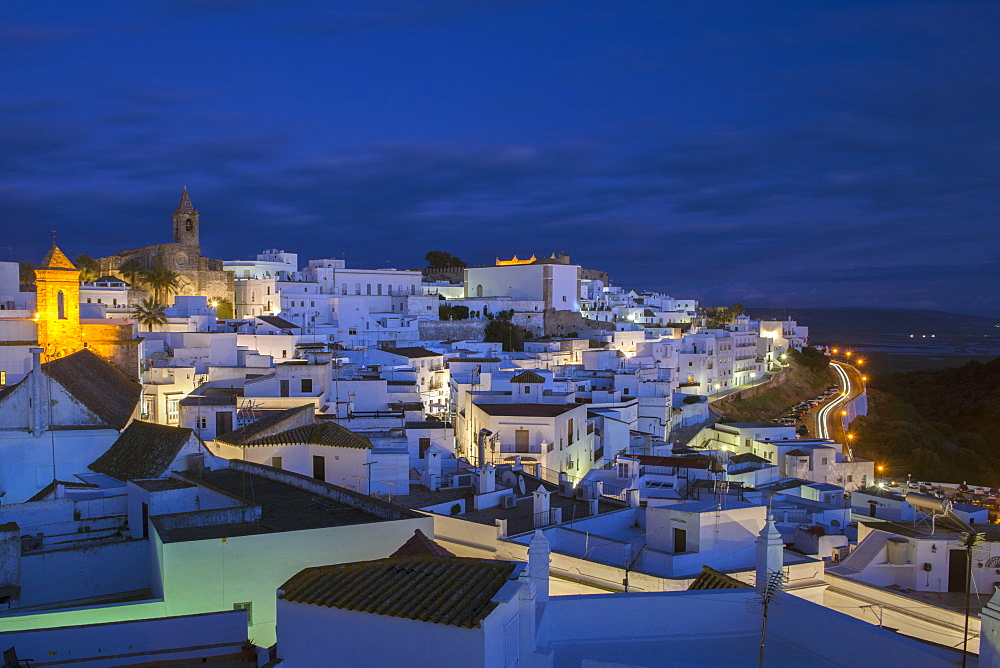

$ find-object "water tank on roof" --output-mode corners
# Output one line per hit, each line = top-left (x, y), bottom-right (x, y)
(905, 493), (950, 513)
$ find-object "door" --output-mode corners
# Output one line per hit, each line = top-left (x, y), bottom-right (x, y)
(216, 411), (233, 437)
(280, 380), (290, 397)
(673, 528), (687, 554)
(312, 455), (325, 482)
(868, 500), (877, 518)
(515, 429), (530, 453)
(948, 549), (968, 593)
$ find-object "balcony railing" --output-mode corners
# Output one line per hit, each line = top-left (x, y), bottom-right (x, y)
(499, 443), (542, 455)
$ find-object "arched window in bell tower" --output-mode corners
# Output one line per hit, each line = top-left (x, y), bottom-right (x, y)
(57, 291), (65, 319)
(185, 218), (193, 232)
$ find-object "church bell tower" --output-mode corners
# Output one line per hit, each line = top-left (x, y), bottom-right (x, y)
(35, 245), (83, 362)
(172, 187), (200, 247)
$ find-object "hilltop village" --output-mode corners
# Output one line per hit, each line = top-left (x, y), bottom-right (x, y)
(0, 192), (996, 666)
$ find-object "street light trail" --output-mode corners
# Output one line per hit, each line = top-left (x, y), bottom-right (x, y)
(816, 361), (852, 440)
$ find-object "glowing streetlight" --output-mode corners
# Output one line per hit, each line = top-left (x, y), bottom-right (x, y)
(210, 300), (219, 308)
(846, 433), (855, 440)
(840, 410), (848, 416)
(832, 348), (839, 354)
(856, 358), (865, 366)
(877, 465), (884, 473)
(845, 351), (853, 357)
(861, 375), (868, 382)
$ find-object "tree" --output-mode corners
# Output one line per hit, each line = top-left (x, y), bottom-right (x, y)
(18, 262), (35, 291)
(139, 265), (181, 304)
(214, 298), (234, 319)
(730, 302), (745, 318)
(74, 254), (101, 284)
(117, 258), (143, 287)
(484, 318), (530, 352)
(131, 298), (167, 332)
(425, 251), (467, 268)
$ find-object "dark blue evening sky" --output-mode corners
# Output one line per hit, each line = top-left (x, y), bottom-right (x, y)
(3, 1), (999, 315)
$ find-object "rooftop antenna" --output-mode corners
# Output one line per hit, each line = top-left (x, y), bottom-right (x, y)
(749, 570), (785, 668)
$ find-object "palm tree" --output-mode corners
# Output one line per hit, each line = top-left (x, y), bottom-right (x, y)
(131, 298), (168, 332)
(117, 258), (143, 288)
(74, 254), (101, 284)
(139, 265), (181, 305)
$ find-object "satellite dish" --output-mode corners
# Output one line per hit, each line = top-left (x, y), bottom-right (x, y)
(500, 471), (518, 488)
(517, 476), (527, 495)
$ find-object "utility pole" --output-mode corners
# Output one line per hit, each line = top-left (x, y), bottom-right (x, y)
(751, 571), (784, 668)
(962, 531), (984, 668)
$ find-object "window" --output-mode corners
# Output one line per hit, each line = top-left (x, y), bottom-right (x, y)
(355, 283), (361, 295)
(166, 398), (180, 424)
(568, 418), (574, 443)
(342, 283), (348, 295)
(301, 378), (313, 393)
(86, 298), (92, 303)
(233, 602), (252, 625)
(0, 371), (5, 386)
(349, 328), (357, 336)
(524, 386), (530, 394)
(196, 416), (207, 429)
(57, 291), (65, 319)
(377, 284), (382, 295)
(847, 475), (854, 483)
(281, 350), (287, 358)
(310, 301), (315, 307)
(271, 456), (283, 470)
(185, 218), (194, 232)
(821, 457), (828, 465)
(366, 284), (372, 295)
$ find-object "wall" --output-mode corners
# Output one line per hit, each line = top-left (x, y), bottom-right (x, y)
(0, 429), (122, 503)
(156, 514), (433, 646)
(277, 598), (488, 668)
(418, 320), (488, 341)
(19, 539), (150, 608)
(0, 610), (247, 667)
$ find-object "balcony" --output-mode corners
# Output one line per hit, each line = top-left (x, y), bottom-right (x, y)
(499, 442), (542, 455)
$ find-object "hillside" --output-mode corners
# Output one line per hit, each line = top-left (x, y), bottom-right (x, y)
(712, 349), (835, 422)
(850, 358), (1000, 486)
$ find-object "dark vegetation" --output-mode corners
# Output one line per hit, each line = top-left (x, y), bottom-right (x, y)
(851, 358), (1000, 486)
(425, 251), (467, 268)
(483, 310), (531, 352)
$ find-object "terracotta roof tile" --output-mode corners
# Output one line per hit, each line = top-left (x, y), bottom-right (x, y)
(687, 565), (751, 591)
(215, 404), (313, 445)
(43, 349), (141, 430)
(384, 347), (441, 359)
(245, 422), (372, 449)
(511, 370), (545, 384)
(279, 556), (519, 628)
(89, 420), (195, 481)
(390, 529), (455, 557)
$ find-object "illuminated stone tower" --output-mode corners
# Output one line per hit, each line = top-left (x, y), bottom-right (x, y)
(35, 245), (83, 362)
(172, 187), (200, 247)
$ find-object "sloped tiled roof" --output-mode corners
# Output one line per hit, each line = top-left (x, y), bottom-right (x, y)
(215, 404), (313, 445)
(390, 529), (455, 557)
(279, 555), (518, 628)
(257, 315), (300, 329)
(474, 403), (577, 418)
(729, 453), (770, 465)
(89, 420), (194, 481)
(687, 565), (751, 591)
(243, 422), (372, 449)
(43, 349), (141, 430)
(784, 449), (809, 457)
(385, 347), (441, 359)
(511, 370), (544, 384)
(39, 245), (76, 270)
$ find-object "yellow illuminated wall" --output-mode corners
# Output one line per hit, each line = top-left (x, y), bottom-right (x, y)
(35, 246), (84, 362)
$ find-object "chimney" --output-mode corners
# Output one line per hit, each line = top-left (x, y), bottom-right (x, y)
(532, 486), (552, 527)
(527, 529), (550, 603)
(477, 428), (491, 468)
(755, 512), (784, 592)
(28, 348), (48, 437)
(424, 451), (441, 491)
(477, 463), (496, 495)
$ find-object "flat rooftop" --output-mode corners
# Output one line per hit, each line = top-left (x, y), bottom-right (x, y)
(154, 468), (415, 543)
